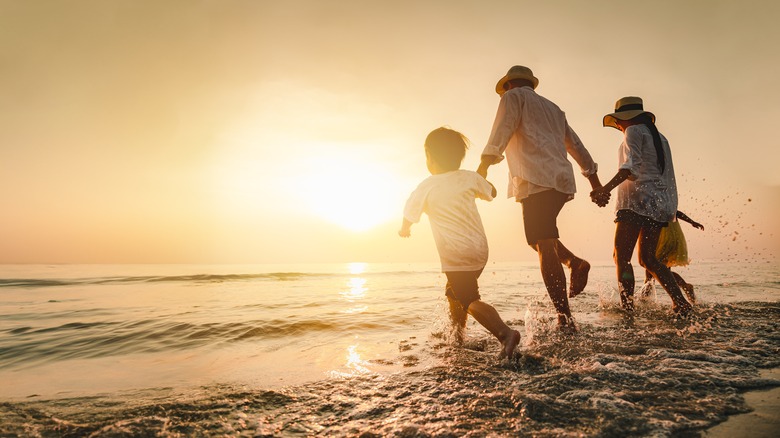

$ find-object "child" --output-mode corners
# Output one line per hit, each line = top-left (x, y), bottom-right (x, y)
(399, 127), (521, 359)
(640, 210), (704, 302)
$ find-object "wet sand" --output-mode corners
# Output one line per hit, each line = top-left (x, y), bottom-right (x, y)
(704, 368), (780, 437)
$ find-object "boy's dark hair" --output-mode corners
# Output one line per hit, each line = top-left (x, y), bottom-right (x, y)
(424, 127), (469, 171)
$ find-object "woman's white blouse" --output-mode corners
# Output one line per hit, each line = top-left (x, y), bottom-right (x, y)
(615, 124), (678, 223)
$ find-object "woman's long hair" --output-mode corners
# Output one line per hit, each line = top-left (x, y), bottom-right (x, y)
(634, 113), (665, 173)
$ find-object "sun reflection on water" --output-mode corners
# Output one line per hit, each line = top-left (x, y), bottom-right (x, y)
(328, 343), (371, 378)
(341, 263), (368, 310)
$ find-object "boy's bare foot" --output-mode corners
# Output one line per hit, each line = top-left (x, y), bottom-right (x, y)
(569, 259), (590, 298)
(499, 329), (521, 359)
(450, 326), (465, 345)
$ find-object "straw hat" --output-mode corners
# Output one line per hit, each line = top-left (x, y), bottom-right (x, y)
(495, 65), (539, 95)
(603, 96), (655, 129)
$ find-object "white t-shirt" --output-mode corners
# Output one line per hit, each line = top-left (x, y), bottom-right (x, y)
(403, 170), (494, 272)
(615, 124), (678, 223)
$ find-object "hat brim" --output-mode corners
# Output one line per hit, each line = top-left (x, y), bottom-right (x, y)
(496, 73), (539, 95)
(603, 110), (655, 129)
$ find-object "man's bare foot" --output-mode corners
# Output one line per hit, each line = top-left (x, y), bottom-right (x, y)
(569, 259), (590, 298)
(673, 300), (693, 317)
(499, 329), (521, 359)
(557, 314), (578, 333)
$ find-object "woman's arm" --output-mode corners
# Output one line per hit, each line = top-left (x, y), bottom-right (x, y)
(590, 168), (631, 207)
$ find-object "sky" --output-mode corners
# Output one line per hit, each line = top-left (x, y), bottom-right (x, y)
(1, 0), (778, 265)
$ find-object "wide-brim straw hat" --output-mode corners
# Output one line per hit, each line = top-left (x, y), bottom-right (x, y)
(495, 65), (539, 95)
(603, 96), (655, 129)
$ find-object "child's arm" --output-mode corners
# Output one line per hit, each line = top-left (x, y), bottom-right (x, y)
(676, 211), (704, 230)
(398, 218), (413, 237)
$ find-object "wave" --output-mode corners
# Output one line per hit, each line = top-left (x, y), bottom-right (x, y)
(0, 272), (331, 288)
(3, 302), (779, 437)
(0, 316), (392, 370)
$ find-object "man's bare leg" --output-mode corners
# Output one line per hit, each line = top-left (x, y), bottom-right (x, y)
(555, 241), (590, 298)
(536, 238), (575, 328)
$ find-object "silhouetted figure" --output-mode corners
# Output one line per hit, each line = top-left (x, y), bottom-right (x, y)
(477, 65), (605, 330)
(591, 96), (693, 315)
(400, 127), (521, 358)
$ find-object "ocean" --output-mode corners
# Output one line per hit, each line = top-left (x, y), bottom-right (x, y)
(0, 260), (778, 437)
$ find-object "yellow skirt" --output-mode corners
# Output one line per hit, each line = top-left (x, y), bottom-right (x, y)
(656, 220), (689, 267)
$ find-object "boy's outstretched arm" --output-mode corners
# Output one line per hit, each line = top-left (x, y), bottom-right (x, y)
(398, 218), (413, 237)
(676, 211), (704, 230)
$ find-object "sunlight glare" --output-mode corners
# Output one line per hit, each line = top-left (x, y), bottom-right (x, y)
(293, 151), (406, 232)
(347, 262), (366, 275)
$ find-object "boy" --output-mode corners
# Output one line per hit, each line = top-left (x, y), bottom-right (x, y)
(399, 127), (521, 359)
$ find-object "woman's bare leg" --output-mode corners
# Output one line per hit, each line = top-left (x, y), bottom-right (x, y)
(614, 222), (641, 311)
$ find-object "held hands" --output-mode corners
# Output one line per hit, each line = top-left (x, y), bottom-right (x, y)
(590, 187), (611, 208)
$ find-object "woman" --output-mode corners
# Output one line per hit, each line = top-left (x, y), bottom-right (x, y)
(591, 97), (693, 315)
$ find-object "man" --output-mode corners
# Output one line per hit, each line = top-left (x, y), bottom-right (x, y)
(477, 65), (606, 329)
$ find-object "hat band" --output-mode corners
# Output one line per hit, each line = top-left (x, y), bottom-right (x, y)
(615, 103), (644, 112)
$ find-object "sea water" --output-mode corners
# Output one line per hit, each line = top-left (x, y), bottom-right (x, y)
(0, 261), (778, 436)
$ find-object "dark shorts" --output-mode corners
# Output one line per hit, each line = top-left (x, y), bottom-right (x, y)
(615, 209), (668, 229)
(520, 189), (570, 245)
(445, 269), (483, 311)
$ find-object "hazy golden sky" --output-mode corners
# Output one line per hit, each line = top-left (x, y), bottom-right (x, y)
(1, 0), (778, 264)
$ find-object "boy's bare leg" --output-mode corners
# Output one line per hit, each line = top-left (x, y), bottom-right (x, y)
(535, 238), (575, 328)
(446, 295), (467, 344)
(466, 300), (521, 358)
(614, 222), (641, 312)
(555, 241), (590, 298)
(638, 229), (693, 315)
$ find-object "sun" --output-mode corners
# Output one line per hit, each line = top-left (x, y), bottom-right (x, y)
(294, 152), (406, 232)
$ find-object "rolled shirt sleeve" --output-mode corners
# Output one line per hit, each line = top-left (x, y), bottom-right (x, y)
(481, 93), (520, 164)
(564, 121), (598, 177)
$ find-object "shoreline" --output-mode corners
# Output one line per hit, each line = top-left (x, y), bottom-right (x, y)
(703, 367), (780, 437)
